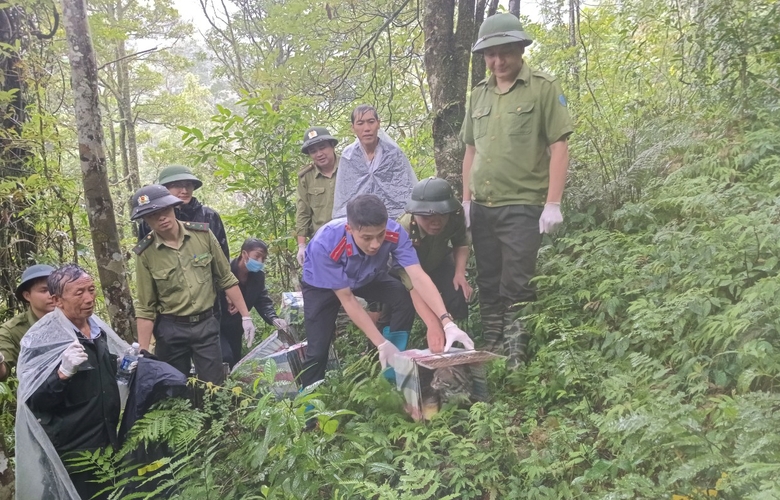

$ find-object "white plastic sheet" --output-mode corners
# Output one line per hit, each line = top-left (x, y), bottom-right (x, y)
(332, 130), (418, 219)
(15, 308), (129, 499)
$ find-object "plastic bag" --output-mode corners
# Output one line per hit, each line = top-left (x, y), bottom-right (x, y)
(230, 331), (338, 398)
(332, 130), (417, 219)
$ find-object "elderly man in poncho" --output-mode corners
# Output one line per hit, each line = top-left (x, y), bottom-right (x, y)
(16, 264), (131, 500)
(331, 104), (418, 220)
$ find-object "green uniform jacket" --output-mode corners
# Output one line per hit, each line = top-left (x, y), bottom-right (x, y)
(460, 61), (574, 207)
(0, 308), (38, 370)
(395, 212), (470, 290)
(296, 161), (338, 238)
(134, 221), (239, 320)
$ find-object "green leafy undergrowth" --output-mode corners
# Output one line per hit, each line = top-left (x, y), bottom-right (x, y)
(87, 120), (780, 499)
(512, 118), (780, 498)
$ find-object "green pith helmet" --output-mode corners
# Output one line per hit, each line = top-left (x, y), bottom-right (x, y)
(15, 264), (55, 302)
(472, 13), (533, 53)
(129, 184), (184, 221)
(405, 177), (461, 215)
(157, 165), (203, 190)
(301, 126), (338, 154)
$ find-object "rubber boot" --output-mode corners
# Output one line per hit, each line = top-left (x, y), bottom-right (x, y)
(503, 310), (530, 369)
(480, 302), (505, 354)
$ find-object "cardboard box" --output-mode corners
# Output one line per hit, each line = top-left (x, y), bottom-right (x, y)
(393, 349), (502, 421)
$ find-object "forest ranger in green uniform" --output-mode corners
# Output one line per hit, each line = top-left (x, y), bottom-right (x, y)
(296, 126), (339, 267)
(396, 177), (472, 348)
(130, 184), (255, 384)
(0, 264), (56, 381)
(460, 13), (574, 368)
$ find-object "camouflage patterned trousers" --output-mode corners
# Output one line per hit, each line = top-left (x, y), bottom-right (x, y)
(470, 203), (542, 367)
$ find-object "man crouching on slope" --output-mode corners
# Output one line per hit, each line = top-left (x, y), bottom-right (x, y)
(300, 194), (474, 388)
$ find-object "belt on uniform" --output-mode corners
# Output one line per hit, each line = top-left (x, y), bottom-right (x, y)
(159, 310), (213, 324)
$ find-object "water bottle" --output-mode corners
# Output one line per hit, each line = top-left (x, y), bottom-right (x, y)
(117, 342), (140, 385)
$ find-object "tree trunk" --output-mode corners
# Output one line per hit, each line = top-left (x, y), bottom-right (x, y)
(116, 40), (141, 191)
(101, 95), (128, 239)
(569, 0), (580, 93)
(61, 0), (137, 342)
(104, 99), (118, 183)
(470, 0), (499, 90)
(423, 0), (476, 197)
(509, 0), (520, 17)
(0, 5), (36, 320)
(117, 73), (130, 191)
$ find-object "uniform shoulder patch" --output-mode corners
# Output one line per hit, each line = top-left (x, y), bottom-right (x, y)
(330, 236), (348, 261)
(297, 164), (315, 178)
(132, 234), (154, 255)
(532, 70), (557, 83)
(408, 218), (421, 246)
(183, 221), (210, 232)
(385, 230), (400, 244)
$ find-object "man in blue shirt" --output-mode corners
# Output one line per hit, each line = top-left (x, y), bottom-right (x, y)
(301, 194), (474, 388)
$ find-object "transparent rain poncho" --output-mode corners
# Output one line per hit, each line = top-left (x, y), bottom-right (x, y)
(15, 307), (129, 500)
(332, 130), (418, 219)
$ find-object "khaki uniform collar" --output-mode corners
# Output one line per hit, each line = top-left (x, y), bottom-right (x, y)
(26, 307), (39, 326)
(314, 157), (339, 178)
(488, 60), (531, 93)
(154, 220), (190, 248)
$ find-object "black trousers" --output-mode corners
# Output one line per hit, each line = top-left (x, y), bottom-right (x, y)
(62, 450), (110, 500)
(155, 315), (224, 384)
(219, 322), (243, 369)
(427, 254), (469, 320)
(300, 274), (415, 388)
(69, 467), (108, 500)
(471, 203), (543, 336)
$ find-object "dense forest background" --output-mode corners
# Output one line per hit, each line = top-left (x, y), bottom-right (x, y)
(2, 0), (780, 498)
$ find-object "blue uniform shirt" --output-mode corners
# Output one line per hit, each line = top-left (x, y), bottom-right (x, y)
(67, 316), (102, 340)
(303, 218), (420, 290)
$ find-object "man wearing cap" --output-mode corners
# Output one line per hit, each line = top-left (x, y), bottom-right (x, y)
(396, 178), (472, 346)
(460, 13), (574, 367)
(0, 264), (56, 381)
(130, 185), (255, 384)
(296, 126), (339, 267)
(300, 194), (474, 389)
(137, 165), (229, 259)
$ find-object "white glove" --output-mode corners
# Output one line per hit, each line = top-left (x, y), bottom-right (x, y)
(296, 244), (306, 267)
(59, 340), (88, 378)
(462, 200), (471, 228)
(443, 322), (475, 351)
(377, 340), (400, 369)
(272, 318), (288, 331)
(539, 202), (563, 234)
(242, 316), (256, 347)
